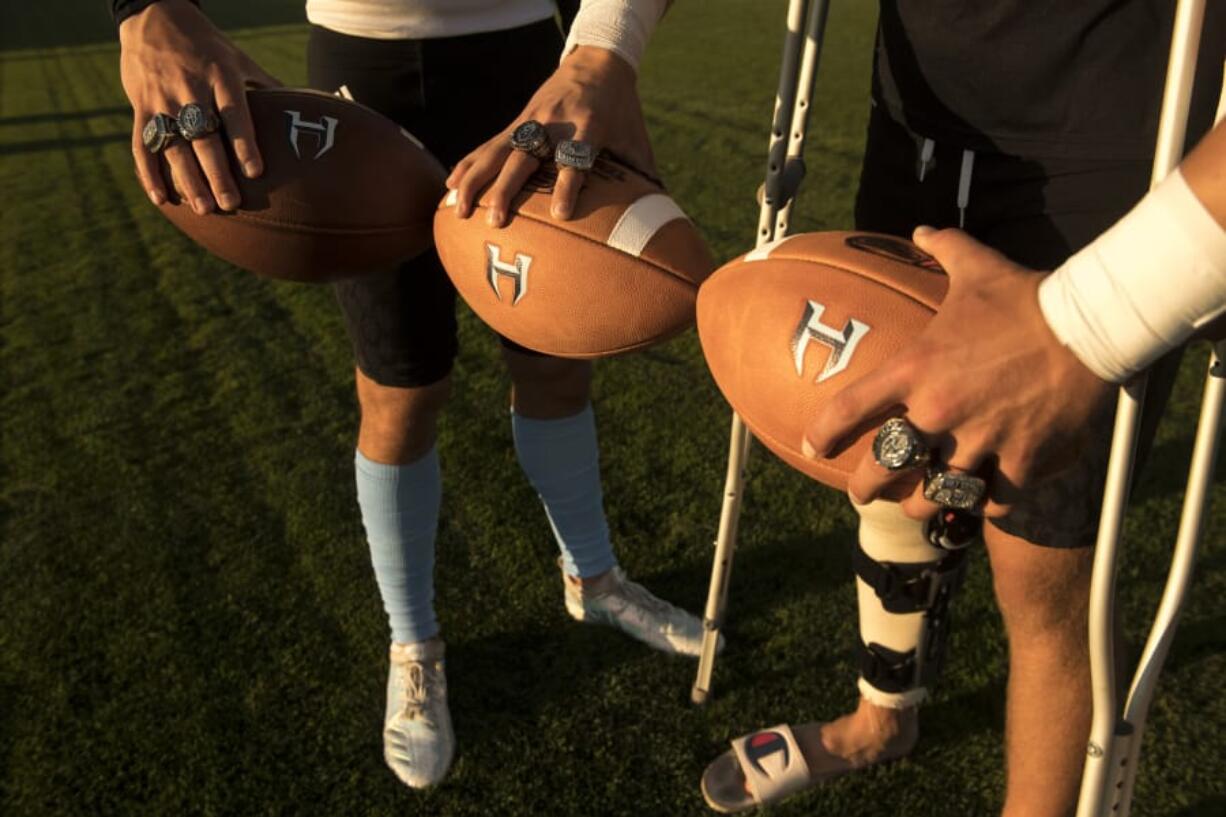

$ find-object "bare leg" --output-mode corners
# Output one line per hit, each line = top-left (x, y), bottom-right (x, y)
(355, 367), (450, 465)
(985, 523), (1093, 817)
(500, 346), (591, 420)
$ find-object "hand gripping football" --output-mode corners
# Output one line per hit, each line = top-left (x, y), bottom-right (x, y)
(433, 157), (716, 358)
(157, 88), (446, 282)
(696, 231), (949, 491)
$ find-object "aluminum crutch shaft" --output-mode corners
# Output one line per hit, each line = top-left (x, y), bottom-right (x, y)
(691, 0), (831, 705)
(1076, 1), (1208, 813)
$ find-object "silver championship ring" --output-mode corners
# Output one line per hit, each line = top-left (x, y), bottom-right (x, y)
(176, 103), (221, 141)
(509, 120), (553, 161)
(554, 139), (597, 172)
(141, 113), (179, 154)
(923, 469), (988, 512)
(872, 417), (931, 471)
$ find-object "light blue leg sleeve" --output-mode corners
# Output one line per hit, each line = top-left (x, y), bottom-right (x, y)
(354, 447), (441, 644)
(511, 405), (618, 579)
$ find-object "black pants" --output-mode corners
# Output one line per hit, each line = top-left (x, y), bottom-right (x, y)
(307, 19), (561, 387)
(854, 105), (1181, 548)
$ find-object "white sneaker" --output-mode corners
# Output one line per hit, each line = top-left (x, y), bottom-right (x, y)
(384, 638), (454, 788)
(562, 563), (723, 658)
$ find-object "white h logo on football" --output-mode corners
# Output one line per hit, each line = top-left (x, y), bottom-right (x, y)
(285, 111), (338, 159)
(791, 300), (870, 382)
(485, 243), (531, 305)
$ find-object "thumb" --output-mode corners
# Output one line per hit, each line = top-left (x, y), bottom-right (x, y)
(912, 225), (1018, 286)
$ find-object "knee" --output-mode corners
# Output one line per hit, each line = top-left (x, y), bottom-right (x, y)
(504, 350), (592, 418)
(356, 371), (451, 461)
(359, 375), (450, 425)
(986, 528), (1093, 640)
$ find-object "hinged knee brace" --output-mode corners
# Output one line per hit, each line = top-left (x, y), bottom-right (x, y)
(852, 499), (972, 708)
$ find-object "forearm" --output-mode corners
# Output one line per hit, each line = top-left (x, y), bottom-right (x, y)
(562, 0), (673, 72)
(1038, 119), (1226, 383)
(1182, 117), (1226, 229)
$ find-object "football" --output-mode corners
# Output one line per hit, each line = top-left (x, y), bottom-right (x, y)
(157, 88), (446, 282)
(433, 156), (716, 358)
(696, 231), (949, 491)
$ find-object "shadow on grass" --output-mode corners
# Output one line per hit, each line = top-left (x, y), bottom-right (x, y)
(923, 678), (1007, 744)
(0, 133), (128, 156)
(718, 525), (856, 621)
(441, 524), (858, 753)
(0, 0), (306, 53)
(1163, 614), (1226, 673)
(1175, 796), (1226, 817)
(0, 106), (129, 127)
(1131, 433), (1226, 506)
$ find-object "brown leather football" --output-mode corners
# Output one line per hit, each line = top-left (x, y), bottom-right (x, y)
(433, 157), (715, 358)
(696, 231), (949, 491)
(157, 88), (446, 282)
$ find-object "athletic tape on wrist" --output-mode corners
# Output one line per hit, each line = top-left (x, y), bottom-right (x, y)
(1038, 168), (1226, 383)
(561, 0), (669, 72)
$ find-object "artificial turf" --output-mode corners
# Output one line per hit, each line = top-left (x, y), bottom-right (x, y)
(1, 1), (1223, 815)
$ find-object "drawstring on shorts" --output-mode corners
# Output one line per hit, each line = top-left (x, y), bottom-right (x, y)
(914, 135), (976, 229)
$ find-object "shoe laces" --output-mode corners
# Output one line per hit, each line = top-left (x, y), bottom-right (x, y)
(611, 575), (679, 628)
(397, 660), (436, 722)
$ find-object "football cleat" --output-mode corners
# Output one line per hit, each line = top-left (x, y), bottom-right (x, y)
(562, 563), (721, 658)
(384, 638), (454, 789)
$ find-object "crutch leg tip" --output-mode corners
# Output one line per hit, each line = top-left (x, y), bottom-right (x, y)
(690, 686), (710, 706)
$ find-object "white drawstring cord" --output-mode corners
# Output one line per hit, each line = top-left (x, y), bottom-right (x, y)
(917, 137), (935, 182)
(957, 149), (976, 228)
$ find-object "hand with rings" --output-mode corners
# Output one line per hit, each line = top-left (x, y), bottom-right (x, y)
(119, 0), (280, 214)
(800, 227), (1113, 520)
(446, 45), (656, 228)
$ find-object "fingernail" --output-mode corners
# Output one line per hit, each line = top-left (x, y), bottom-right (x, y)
(194, 197), (212, 215)
(801, 437), (817, 459)
(243, 160), (261, 178)
(218, 192), (240, 211)
(914, 225), (935, 238)
(148, 189), (164, 206)
(552, 204), (571, 220)
(486, 209), (503, 228)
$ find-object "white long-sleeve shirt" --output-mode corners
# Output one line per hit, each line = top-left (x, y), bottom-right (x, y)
(306, 0), (557, 40)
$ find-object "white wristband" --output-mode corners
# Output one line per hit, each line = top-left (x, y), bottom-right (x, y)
(561, 0), (669, 72)
(1038, 168), (1226, 383)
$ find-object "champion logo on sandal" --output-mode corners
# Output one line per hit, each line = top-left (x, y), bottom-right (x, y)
(744, 731), (790, 778)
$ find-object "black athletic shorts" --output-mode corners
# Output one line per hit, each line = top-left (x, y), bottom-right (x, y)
(854, 105), (1182, 549)
(306, 20), (561, 388)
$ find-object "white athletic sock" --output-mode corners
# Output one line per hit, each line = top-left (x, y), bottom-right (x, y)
(511, 405), (618, 579)
(354, 447), (441, 644)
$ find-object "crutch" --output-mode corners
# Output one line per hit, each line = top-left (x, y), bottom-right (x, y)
(691, 0), (832, 705)
(1076, 1), (1223, 814)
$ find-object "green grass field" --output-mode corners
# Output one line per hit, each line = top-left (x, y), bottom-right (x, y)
(2, 2), (1224, 815)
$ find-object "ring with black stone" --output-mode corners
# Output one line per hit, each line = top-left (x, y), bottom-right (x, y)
(922, 468), (988, 512)
(142, 113), (180, 154)
(509, 120), (553, 161)
(176, 103), (221, 141)
(554, 139), (597, 172)
(872, 417), (931, 471)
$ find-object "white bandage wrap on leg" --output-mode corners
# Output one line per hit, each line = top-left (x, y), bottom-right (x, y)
(561, 0), (669, 72)
(1038, 168), (1226, 384)
(853, 499), (967, 710)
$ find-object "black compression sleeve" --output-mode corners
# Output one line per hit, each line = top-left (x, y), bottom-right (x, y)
(112, 0), (200, 27)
